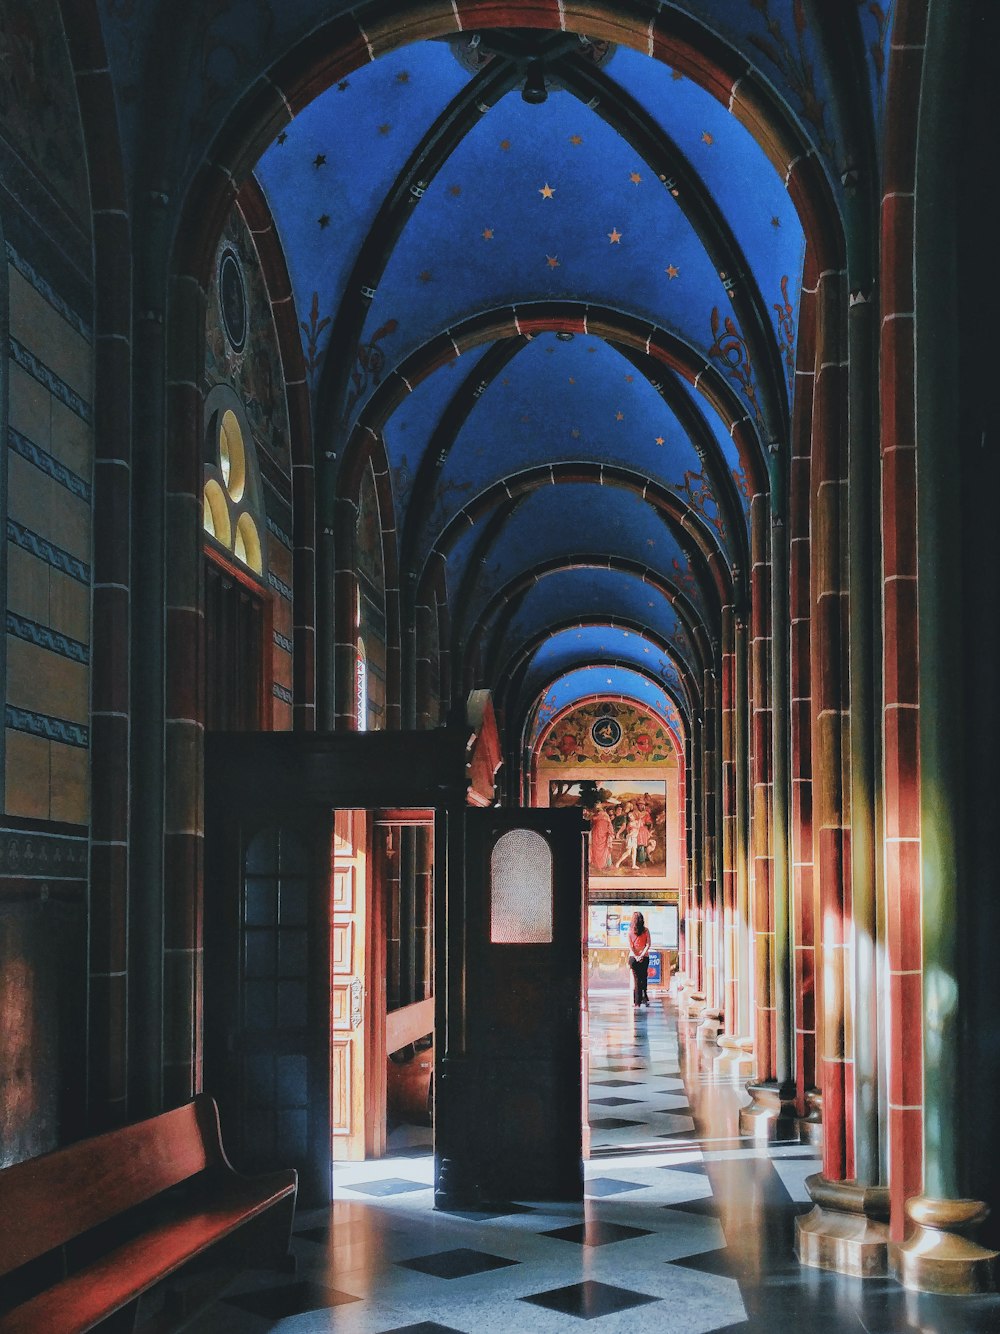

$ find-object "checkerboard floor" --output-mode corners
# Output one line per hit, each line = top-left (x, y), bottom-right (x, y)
(184, 991), (1000, 1332)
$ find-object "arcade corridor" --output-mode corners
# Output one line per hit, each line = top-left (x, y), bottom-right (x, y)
(186, 991), (1000, 1332)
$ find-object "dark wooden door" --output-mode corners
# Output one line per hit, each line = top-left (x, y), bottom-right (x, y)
(437, 808), (585, 1205)
(204, 815), (331, 1205)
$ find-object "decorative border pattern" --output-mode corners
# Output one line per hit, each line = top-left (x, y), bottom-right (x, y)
(6, 705), (89, 748)
(6, 612), (89, 664)
(0, 824), (89, 878)
(273, 629), (293, 654)
(267, 570), (293, 602)
(8, 427), (91, 502)
(8, 337), (92, 424)
(7, 520), (90, 584)
(5, 243), (93, 343)
(266, 515), (293, 550)
(272, 682), (294, 705)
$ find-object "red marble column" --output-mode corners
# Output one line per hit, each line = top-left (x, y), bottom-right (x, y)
(749, 493), (774, 1080)
(881, 0), (926, 1244)
(791, 250), (819, 1129)
(810, 267), (853, 1184)
(720, 605), (738, 1033)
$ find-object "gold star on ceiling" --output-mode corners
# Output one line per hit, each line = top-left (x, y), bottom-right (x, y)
(629, 171), (642, 185)
(655, 436), (665, 446)
(608, 228), (622, 244)
(482, 228), (494, 240)
(568, 376), (576, 384)
(539, 183), (555, 200)
(569, 134), (583, 146)
(378, 123), (391, 135)
(546, 255), (560, 268)
(571, 428), (581, 438)
(666, 264), (680, 279)
(448, 184), (461, 197)
(396, 70), (410, 83)
(418, 269), (432, 283)
(500, 139), (511, 151)
(671, 69), (683, 81)
(701, 131), (713, 145)
(615, 411), (624, 421)
(625, 374), (634, 383)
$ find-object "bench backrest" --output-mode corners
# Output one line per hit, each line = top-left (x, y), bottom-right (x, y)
(0, 1095), (225, 1277)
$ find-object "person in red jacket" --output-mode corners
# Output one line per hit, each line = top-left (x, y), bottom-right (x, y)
(627, 910), (652, 1007)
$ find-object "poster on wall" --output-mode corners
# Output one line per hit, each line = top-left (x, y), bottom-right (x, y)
(587, 903), (679, 950)
(549, 778), (669, 886)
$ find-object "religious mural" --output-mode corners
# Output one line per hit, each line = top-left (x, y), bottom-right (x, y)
(550, 778), (668, 880)
(540, 700), (676, 765)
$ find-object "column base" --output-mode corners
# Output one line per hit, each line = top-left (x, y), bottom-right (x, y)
(895, 1196), (998, 1295)
(795, 1175), (889, 1278)
(795, 1087), (823, 1146)
(738, 1079), (797, 1141)
(696, 1008), (724, 1043)
(679, 990), (706, 1021)
(715, 1034), (754, 1079)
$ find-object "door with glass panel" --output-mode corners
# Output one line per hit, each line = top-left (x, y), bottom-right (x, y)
(440, 808), (585, 1204)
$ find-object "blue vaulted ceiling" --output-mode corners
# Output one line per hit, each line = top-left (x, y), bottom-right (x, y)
(247, 16), (861, 737)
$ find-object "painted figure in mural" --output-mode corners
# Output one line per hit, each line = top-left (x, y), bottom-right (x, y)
(628, 911), (652, 1007)
(588, 802), (614, 871)
(615, 811), (641, 869)
(635, 803), (652, 865)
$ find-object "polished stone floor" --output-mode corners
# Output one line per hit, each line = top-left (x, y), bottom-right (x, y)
(186, 990), (1000, 1332)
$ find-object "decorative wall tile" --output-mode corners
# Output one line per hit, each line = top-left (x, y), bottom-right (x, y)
(7, 612), (89, 663)
(6, 706), (89, 748)
(7, 520), (90, 584)
(273, 629), (293, 654)
(8, 338), (92, 424)
(272, 682), (294, 705)
(266, 515), (293, 549)
(6, 243), (93, 342)
(0, 822), (88, 878)
(8, 267), (92, 397)
(267, 570), (293, 602)
(8, 428), (91, 501)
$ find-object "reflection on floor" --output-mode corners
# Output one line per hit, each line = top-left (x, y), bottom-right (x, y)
(187, 991), (1000, 1332)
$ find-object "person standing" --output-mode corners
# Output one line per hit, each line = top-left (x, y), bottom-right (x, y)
(588, 802), (614, 870)
(628, 910), (652, 1006)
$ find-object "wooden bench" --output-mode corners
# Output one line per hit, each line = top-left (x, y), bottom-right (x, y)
(0, 1094), (297, 1334)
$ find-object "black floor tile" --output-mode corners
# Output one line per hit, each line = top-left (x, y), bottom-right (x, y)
(661, 1195), (720, 1217)
(669, 1246), (736, 1279)
(342, 1177), (430, 1196)
(590, 1078), (640, 1088)
(381, 1325), (466, 1333)
(541, 1220), (653, 1246)
(584, 1177), (646, 1197)
(223, 1280), (359, 1318)
(396, 1247), (519, 1279)
(659, 1159), (709, 1175)
(439, 1203), (535, 1221)
(521, 1279), (660, 1320)
(589, 1095), (643, 1107)
(590, 1116), (644, 1130)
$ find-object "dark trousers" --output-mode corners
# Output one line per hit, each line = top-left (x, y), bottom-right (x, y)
(629, 957), (649, 1003)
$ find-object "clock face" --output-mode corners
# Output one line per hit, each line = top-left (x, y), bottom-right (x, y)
(219, 248), (248, 354)
(591, 716), (622, 749)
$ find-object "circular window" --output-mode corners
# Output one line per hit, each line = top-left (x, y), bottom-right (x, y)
(203, 479), (232, 548)
(219, 410), (246, 501)
(219, 248), (248, 353)
(235, 512), (262, 575)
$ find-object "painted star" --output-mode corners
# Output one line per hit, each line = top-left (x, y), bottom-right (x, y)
(625, 374), (634, 383)
(378, 123), (391, 135)
(500, 138), (511, 151)
(546, 254), (560, 268)
(771, 215), (781, 228)
(615, 410), (624, 421)
(608, 228), (622, 244)
(701, 130), (714, 145)
(482, 228), (494, 240)
(655, 436), (665, 446)
(418, 269), (432, 283)
(666, 264), (680, 279)
(396, 70), (410, 83)
(569, 134), (583, 146)
(539, 183), (555, 200)
(449, 184), (461, 197)
(276, 130), (288, 144)
(629, 171), (642, 184)
(337, 80), (349, 91)
(571, 428), (581, 438)
(671, 69), (683, 80)
(313, 153), (326, 168)
(318, 214), (330, 228)
(568, 376), (576, 384)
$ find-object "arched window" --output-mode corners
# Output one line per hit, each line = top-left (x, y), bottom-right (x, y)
(490, 829), (553, 943)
